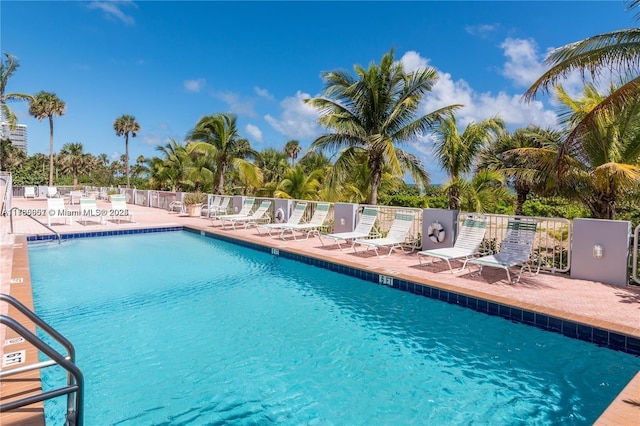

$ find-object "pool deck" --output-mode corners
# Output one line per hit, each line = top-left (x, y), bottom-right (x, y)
(1, 197), (639, 425)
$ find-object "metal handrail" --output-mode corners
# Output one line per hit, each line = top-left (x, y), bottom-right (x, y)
(9, 206), (62, 244)
(0, 294), (83, 425)
(633, 224), (640, 284)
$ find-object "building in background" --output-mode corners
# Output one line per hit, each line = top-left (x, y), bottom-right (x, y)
(0, 121), (28, 153)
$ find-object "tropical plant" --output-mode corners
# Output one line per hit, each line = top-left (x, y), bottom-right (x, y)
(274, 166), (322, 200)
(298, 151), (332, 176)
(0, 138), (26, 171)
(187, 113), (259, 194)
(113, 114), (141, 188)
(524, 1), (640, 157)
(479, 127), (548, 215)
(516, 82), (640, 219)
(182, 191), (207, 206)
(305, 48), (460, 204)
(431, 113), (505, 210)
(59, 142), (92, 186)
(0, 53), (33, 129)
(256, 148), (290, 184)
(456, 169), (510, 213)
(231, 158), (264, 195)
(284, 139), (302, 166)
(29, 91), (66, 186)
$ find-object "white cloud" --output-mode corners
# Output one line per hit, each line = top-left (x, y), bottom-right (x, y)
(212, 91), (256, 117)
(254, 86), (274, 100)
(465, 24), (499, 38)
(399, 51), (431, 73)
(111, 151), (121, 161)
(265, 91), (321, 140)
(184, 78), (206, 93)
(88, 1), (137, 25)
(141, 132), (164, 147)
(245, 124), (263, 143)
(500, 38), (546, 87)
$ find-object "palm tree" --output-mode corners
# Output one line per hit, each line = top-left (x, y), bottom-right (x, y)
(305, 48), (460, 204)
(113, 114), (141, 188)
(29, 91), (66, 186)
(456, 169), (509, 213)
(274, 166), (323, 200)
(187, 113), (259, 194)
(59, 142), (91, 186)
(516, 82), (640, 219)
(479, 127), (548, 215)
(284, 140), (302, 166)
(524, 1), (640, 153)
(0, 138), (26, 171)
(0, 53), (33, 129)
(431, 113), (505, 210)
(257, 148), (290, 184)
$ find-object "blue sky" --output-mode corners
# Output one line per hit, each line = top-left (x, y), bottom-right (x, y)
(2, 1), (636, 183)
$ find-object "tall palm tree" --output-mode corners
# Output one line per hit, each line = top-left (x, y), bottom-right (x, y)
(0, 53), (33, 129)
(187, 113), (259, 194)
(59, 142), (91, 186)
(456, 169), (509, 213)
(283, 139), (302, 166)
(431, 113), (505, 210)
(113, 114), (141, 188)
(524, 1), (640, 152)
(29, 91), (66, 186)
(306, 48), (460, 204)
(257, 148), (290, 184)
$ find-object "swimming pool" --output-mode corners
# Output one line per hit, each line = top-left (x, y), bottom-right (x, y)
(29, 231), (640, 424)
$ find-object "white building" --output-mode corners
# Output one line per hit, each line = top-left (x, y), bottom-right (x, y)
(0, 121), (28, 153)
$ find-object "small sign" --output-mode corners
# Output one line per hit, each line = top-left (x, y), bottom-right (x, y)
(271, 248), (279, 256)
(10, 277), (24, 284)
(13, 243), (23, 248)
(3, 350), (26, 367)
(4, 337), (25, 346)
(379, 275), (394, 286)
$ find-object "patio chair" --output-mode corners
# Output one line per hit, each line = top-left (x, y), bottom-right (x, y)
(416, 215), (488, 273)
(221, 200), (272, 230)
(201, 195), (222, 218)
(279, 202), (331, 240)
(319, 207), (380, 250)
(24, 186), (36, 198)
(256, 202), (308, 236)
(47, 198), (72, 226)
(46, 186), (58, 198)
(212, 198), (255, 225)
(353, 211), (416, 258)
(469, 219), (538, 283)
(109, 195), (134, 223)
(208, 196), (231, 218)
(69, 190), (84, 205)
(79, 198), (106, 225)
(168, 199), (185, 214)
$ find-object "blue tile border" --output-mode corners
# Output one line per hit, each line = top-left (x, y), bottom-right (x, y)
(26, 226), (184, 242)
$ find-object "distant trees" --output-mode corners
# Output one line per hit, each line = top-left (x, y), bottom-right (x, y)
(29, 91), (66, 186)
(0, 53), (33, 129)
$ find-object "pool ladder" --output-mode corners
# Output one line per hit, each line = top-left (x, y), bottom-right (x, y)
(0, 293), (84, 426)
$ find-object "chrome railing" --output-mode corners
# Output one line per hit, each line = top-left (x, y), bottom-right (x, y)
(633, 224), (640, 285)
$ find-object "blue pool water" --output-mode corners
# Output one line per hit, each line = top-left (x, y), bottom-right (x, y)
(29, 231), (639, 425)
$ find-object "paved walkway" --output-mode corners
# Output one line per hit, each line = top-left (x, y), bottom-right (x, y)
(2, 197), (639, 425)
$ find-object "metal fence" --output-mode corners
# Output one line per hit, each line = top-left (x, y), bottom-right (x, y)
(460, 212), (572, 273)
(633, 224), (640, 284)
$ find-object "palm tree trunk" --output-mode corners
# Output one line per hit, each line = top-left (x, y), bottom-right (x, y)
(48, 115), (54, 186)
(515, 189), (529, 216)
(448, 186), (460, 210)
(367, 160), (383, 205)
(125, 134), (130, 188)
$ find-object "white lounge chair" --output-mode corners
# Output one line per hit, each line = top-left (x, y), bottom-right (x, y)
(280, 202), (331, 240)
(79, 198), (105, 225)
(469, 219), (538, 283)
(212, 198), (255, 225)
(319, 207), (380, 250)
(417, 215), (488, 273)
(353, 211), (416, 258)
(47, 198), (72, 226)
(109, 195), (134, 223)
(201, 195), (222, 218)
(46, 186), (58, 198)
(24, 186), (36, 198)
(168, 198), (185, 214)
(221, 200), (272, 230)
(69, 190), (84, 205)
(208, 197), (231, 218)
(256, 202), (308, 236)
